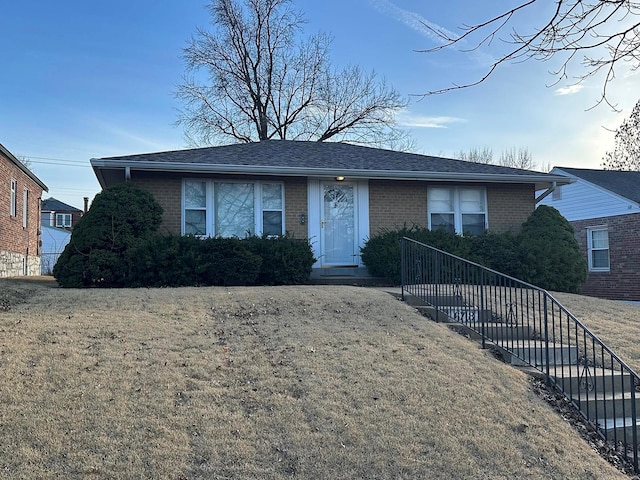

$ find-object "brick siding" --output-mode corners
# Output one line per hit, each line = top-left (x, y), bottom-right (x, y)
(571, 213), (640, 300)
(486, 184), (535, 232)
(0, 151), (44, 276)
(128, 174), (534, 242)
(369, 180), (427, 234)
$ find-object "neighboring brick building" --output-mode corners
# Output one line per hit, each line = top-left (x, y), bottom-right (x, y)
(539, 167), (640, 301)
(41, 197), (83, 230)
(0, 143), (48, 277)
(91, 141), (569, 278)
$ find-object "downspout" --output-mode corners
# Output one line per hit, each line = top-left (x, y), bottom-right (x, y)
(535, 181), (556, 204)
(125, 166), (131, 181)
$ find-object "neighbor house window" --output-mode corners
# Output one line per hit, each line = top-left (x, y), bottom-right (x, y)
(22, 190), (28, 228)
(587, 227), (610, 272)
(428, 187), (487, 235)
(10, 179), (17, 217)
(182, 180), (284, 237)
(55, 213), (72, 228)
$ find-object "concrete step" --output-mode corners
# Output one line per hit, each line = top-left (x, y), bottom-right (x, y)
(421, 295), (466, 307)
(415, 305), (493, 323)
(574, 392), (640, 421)
(495, 340), (579, 367)
(550, 365), (635, 395)
(598, 417), (640, 444)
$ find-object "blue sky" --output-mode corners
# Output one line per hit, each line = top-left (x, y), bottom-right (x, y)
(1, 0), (638, 208)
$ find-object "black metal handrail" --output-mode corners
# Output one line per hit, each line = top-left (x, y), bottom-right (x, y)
(401, 236), (640, 471)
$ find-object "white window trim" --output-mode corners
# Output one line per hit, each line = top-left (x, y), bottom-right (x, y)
(181, 179), (285, 237)
(22, 189), (28, 228)
(10, 178), (17, 217)
(587, 226), (610, 272)
(427, 186), (488, 235)
(55, 213), (72, 228)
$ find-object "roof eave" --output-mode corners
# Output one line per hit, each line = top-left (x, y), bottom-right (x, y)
(1, 143), (49, 192)
(90, 159), (572, 187)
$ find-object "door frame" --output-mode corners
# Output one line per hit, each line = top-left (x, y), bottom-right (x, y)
(308, 179), (369, 268)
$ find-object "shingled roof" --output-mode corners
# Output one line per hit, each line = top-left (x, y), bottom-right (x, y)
(555, 167), (640, 204)
(91, 140), (569, 189)
(41, 197), (82, 212)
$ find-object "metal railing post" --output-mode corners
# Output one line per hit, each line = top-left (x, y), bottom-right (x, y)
(480, 269), (486, 350)
(543, 294), (550, 385)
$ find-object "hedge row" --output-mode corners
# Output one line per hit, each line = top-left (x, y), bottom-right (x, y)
(361, 206), (587, 293)
(53, 183), (315, 288)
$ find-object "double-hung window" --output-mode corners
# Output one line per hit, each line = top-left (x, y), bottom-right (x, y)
(587, 227), (610, 272)
(22, 190), (28, 228)
(428, 187), (487, 235)
(183, 180), (284, 237)
(10, 178), (17, 217)
(55, 213), (72, 228)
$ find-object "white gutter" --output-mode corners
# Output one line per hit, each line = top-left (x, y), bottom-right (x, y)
(90, 159), (573, 186)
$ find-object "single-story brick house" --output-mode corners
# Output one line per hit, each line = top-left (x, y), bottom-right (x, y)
(91, 140), (570, 278)
(538, 167), (640, 301)
(0, 142), (48, 277)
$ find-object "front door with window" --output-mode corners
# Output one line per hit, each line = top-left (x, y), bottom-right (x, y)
(321, 183), (357, 266)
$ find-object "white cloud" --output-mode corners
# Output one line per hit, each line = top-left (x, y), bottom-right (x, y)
(554, 85), (584, 96)
(397, 111), (466, 129)
(368, 0), (456, 44)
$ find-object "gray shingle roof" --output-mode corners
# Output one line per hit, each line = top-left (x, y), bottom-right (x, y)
(96, 140), (546, 177)
(555, 167), (640, 204)
(42, 197), (81, 212)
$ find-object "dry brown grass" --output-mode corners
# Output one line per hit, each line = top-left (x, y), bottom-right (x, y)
(0, 277), (631, 479)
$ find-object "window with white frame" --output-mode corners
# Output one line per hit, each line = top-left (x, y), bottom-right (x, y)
(428, 186), (487, 235)
(22, 190), (28, 228)
(587, 227), (610, 272)
(10, 178), (17, 217)
(55, 213), (72, 228)
(183, 180), (284, 237)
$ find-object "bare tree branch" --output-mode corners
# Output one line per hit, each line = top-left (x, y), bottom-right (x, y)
(420, 0), (640, 108)
(602, 98), (640, 169)
(176, 0), (410, 148)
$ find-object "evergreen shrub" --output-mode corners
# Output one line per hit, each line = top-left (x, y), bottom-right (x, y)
(53, 183), (163, 287)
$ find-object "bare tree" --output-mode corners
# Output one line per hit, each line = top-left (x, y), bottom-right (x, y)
(421, 1), (640, 108)
(499, 147), (536, 170)
(177, 0), (409, 147)
(455, 146), (493, 164)
(602, 99), (640, 170)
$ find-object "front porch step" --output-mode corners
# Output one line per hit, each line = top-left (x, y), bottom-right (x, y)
(550, 366), (636, 395)
(415, 305), (493, 323)
(598, 417), (640, 444)
(495, 340), (579, 367)
(574, 392), (640, 421)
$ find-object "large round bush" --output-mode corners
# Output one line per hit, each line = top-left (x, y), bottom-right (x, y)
(53, 182), (163, 287)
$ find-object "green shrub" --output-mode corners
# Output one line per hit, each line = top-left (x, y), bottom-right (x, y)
(244, 235), (316, 285)
(517, 206), (587, 293)
(129, 236), (262, 287)
(361, 225), (473, 284)
(469, 231), (522, 278)
(197, 237), (262, 286)
(54, 183), (163, 287)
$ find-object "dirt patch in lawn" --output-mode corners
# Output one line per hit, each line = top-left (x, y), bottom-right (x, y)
(0, 278), (632, 479)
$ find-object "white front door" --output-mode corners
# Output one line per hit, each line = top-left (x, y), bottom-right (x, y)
(321, 182), (358, 266)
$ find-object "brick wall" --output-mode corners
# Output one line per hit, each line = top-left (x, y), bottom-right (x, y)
(486, 184), (535, 232)
(369, 180), (427, 235)
(369, 180), (534, 235)
(283, 177), (307, 238)
(127, 173), (535, 240)
(571, 213), (640, 300)
(130, 172), (309, 237)
(0, 151), (44, 276)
